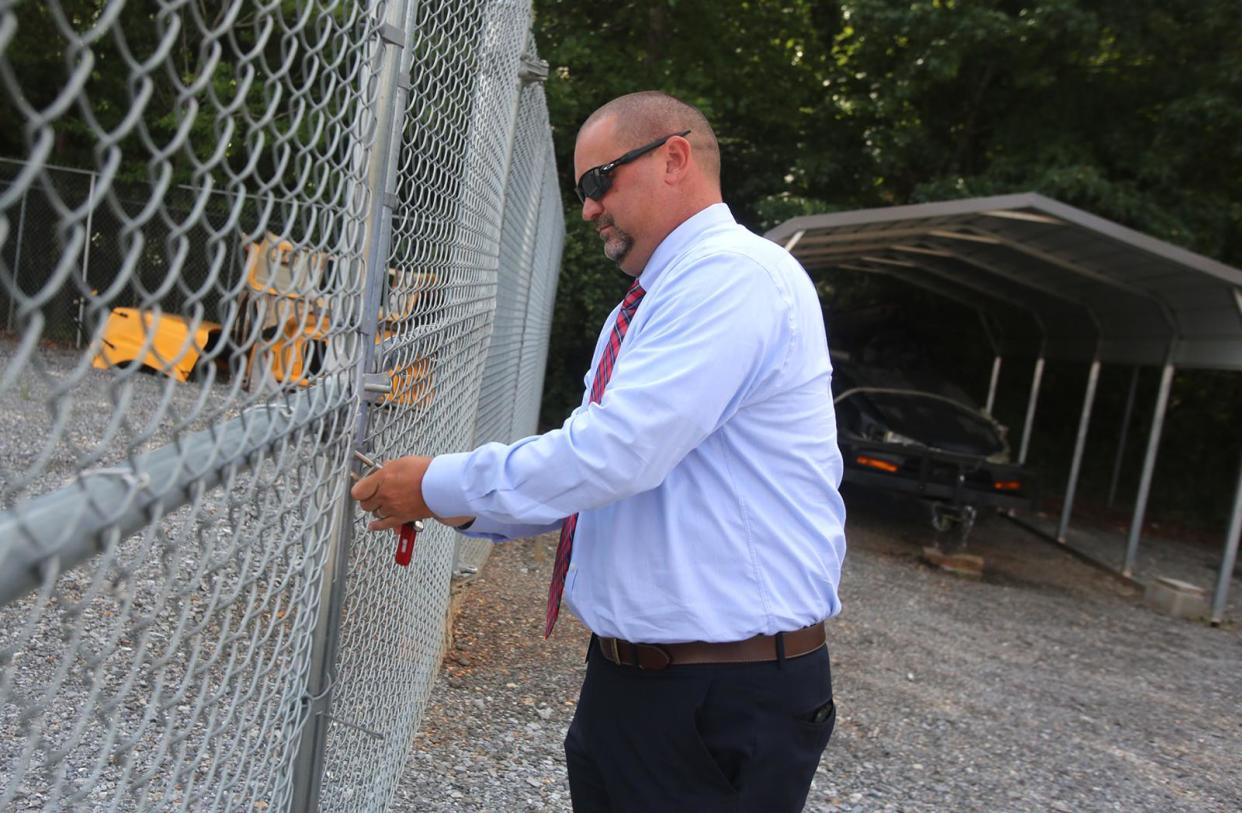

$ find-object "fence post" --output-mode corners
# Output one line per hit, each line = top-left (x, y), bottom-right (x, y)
(288, 1), (413, 809)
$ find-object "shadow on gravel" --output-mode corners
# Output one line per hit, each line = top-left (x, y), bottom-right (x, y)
(825, 483), (1240, 813)
(401, 487), (1242, 813)
(841, 484), (1135, 601)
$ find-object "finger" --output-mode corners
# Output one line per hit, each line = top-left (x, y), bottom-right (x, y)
(369, 516), (404, 532)
(351, 477), (380, 502)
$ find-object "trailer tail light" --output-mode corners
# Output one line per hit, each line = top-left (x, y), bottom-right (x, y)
(994, 480), (1022, 491)
(857, 455), (900, 473)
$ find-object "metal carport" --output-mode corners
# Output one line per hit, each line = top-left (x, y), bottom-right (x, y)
(766, 192), (1242, 623)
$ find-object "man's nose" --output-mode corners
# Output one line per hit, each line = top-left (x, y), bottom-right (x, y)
(581, 195), (603, 221)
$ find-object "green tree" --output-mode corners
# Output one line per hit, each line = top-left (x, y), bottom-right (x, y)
(794, 0), (1242, 259)
(533, 0), (1242, 527)
(533, 0), (835, 421)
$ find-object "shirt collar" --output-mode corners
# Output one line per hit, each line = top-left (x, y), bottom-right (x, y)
(638, 203), (735, 291)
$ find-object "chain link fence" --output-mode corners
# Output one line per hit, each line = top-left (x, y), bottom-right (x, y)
(0, 1), (563, 810)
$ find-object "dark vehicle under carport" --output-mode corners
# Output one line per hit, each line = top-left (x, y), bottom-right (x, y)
(831, 354), (1037, 536)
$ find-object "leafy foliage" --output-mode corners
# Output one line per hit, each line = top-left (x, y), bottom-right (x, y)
(533, 0), (1242, 530)
(3, 1), (1236, 527)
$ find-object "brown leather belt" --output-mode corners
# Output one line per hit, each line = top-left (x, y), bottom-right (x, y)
(596, 622), (826, 671)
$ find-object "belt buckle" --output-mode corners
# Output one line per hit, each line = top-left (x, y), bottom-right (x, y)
(604, 637), (621, 665)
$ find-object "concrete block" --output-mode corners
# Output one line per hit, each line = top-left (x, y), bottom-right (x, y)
(1144, 576), (1209, 620)
(922, 546), (984, 578)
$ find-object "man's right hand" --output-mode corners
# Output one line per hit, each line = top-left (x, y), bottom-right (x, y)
(350, 455), (472, 531)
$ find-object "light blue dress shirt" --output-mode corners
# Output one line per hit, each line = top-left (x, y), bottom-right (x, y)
(423, 203), (847, 643)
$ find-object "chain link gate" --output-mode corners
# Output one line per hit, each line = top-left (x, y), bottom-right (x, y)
(0, 1), (563, 810)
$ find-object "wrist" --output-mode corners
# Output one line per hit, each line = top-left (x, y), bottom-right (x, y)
(421, 453), (476, 519)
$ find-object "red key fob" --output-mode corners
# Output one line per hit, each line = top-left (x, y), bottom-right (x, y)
(395, 522), (418, 566)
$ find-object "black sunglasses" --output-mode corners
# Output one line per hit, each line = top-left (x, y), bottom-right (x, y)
(575, 130), (691, 203)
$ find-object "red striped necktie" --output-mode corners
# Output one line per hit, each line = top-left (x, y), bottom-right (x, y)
(545, 279), (647, 638)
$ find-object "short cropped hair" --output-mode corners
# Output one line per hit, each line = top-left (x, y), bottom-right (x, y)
(580, 91), (721, 183)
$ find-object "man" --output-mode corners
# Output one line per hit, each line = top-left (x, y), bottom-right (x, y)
(352, 91), (847, 812)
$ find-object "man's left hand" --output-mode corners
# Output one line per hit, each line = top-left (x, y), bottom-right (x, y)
(350, 455), (435, 532)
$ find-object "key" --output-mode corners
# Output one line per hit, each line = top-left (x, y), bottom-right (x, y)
(395, 521), (417, 566)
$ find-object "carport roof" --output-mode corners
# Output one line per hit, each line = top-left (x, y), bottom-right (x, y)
(765, 193), (1242, 371)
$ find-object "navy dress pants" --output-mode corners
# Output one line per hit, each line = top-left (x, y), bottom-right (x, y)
(564, 637), (835, 812)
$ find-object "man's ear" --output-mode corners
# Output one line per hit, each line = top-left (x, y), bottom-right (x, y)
(663, 135), (692, 182)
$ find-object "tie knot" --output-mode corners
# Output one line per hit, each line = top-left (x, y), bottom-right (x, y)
(621, 281), (646, 310)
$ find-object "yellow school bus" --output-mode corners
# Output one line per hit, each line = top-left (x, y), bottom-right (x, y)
(92, 234), (434, 405)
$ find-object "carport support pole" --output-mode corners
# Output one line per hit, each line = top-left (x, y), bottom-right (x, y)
(75, 170), (97, 349)
(985, 355), (1001, 415)
(1107, 365), (1141, 508)
(1122, 361), (1175, 576)
(1057, 357), (1101, 542)
(976, 310), (1001, 415)
(1210, 454), (1242, 624)
(7, 187), (28, 332)
(1018, 355), (1045, 465)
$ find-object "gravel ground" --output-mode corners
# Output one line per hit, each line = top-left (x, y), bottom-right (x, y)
(1015, 508), (1241, 621)
(0, 339), (341, 810)
(394, 486), (1242, 812)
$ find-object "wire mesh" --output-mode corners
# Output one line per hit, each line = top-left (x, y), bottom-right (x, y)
(455, 77), (562, 574)
(510, 129), (564, 441)
(315, 3), (549, 809)
(0, 0), (560, 810)
(474, 66), (544, 448)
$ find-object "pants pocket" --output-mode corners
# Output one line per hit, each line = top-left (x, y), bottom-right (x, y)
(688, 706), (743, 798)
(792, 697), (837, 752)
